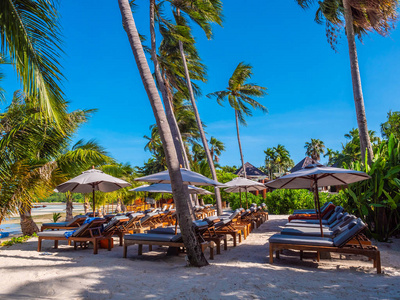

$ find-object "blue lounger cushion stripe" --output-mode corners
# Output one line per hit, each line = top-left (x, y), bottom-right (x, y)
(124, 233), (182, 242)
(281, 227), (335, 238)
(289, 219), (329, 225)
(269, 234), (334, 247)
(41, 222), (69, 227)
(148, 227), (179, 235)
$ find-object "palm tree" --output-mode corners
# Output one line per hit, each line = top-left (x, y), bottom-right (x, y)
(0, 0), (67, 125)
(208, 62), (267, 177)
(305, 138), (326, 161)
(118, 0), (208, 267)
(296, 0), (398, 165)
(170, 0), (224, 215)
(209, 137), (225, 163)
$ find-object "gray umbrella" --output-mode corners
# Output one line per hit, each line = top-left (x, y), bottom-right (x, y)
(56, 169), (131, 214)
(223, 177), (266, 209)
(266, 163), (370, 236)
(130, 183), (212, 195)
(134, 168), (226, 186)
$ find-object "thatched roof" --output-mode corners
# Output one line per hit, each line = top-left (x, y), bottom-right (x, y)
(290, 157), (319, 173)
(235, 162), (267, 179)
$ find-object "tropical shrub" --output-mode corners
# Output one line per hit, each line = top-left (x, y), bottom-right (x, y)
(52, 213), (62, 223)
(264, 189), (346, 214)
(343, 134), (400, 241)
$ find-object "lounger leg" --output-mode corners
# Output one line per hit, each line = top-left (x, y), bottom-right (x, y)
(93, 239), (98, 255)
(37, 238), (42, 252)
(138, 244), (143, 255)
(123, 244), (128, 258)
(317, 251), (320, 262)
(224, 237), (227, 251)
(108, 238), (112, 251)
(210, 245), (214, 260)
(54, 240), (58, 249)
(216, 241), (221, 255)
(300, 250), (303, 260)
(276, 250), (280, 259)
(149, 245), (152, 251)
(119, 233), (123, 246)
(74, 241), (77, 250)
(376, 252), (381, 274)
(238, 231), (242, 244)
(269, 245), (274, 264)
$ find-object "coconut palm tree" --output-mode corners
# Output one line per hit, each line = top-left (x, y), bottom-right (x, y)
(0, 0), (67, 125)
(168, 0), (224, 215)
(209, 137), (225, 163)
(118, 0), (208, 267)
(305, 138), (326, 161)
(207, 62), (267, 177)
(296, 0), (398, 165)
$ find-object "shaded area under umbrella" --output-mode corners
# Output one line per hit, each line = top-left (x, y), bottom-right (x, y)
(56, 169), (131, 214)
(266, 163), (370, 237)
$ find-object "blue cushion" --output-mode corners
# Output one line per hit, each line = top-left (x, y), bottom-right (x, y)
(269, 234), (334, 247)
(124, 233), (182, 242)
(281, 227), (335, 238)
(332, 219), (366, 247)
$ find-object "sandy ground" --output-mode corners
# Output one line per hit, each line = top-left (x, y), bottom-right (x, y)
(1, 215), (399, 300)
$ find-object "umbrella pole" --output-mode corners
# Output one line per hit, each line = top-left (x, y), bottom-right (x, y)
(245, 187), (248, 209)
(92, 186), (95, 217)
(313, 178), (324, 237)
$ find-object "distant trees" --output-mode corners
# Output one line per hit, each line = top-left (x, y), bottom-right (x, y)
(264, 144), (294, 179)
(304, 138), (325, 161)
(381, 111), (400, 139)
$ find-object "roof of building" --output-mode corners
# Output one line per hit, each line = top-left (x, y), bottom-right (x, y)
(289, 157), (319, 173)
(235, 162), (267, 178)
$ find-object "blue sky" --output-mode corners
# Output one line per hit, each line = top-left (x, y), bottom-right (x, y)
(2, 1), (399, 168)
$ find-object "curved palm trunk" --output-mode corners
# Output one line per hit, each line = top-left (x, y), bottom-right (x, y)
(343, 0), (374, 165)
(118, 0), (207, 267)
(150, 0), (188, 169)
(65, 191), (73, 221)
(176, 12), (223, 215)
(19, 203), (39, 235)
(84, 195), (90, 214)
(235, 110), (246, 178)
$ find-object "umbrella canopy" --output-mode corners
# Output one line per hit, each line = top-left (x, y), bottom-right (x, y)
(266, 164), (370, 189)
(56, 169), (131, 214)
(223, 177), (266, 208)
(266, 164), (370, 237)
(130, 183), (212, 195)
(134, 168), (226, 186)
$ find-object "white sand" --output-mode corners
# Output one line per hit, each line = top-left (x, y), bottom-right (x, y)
(1, 215), (399, 300)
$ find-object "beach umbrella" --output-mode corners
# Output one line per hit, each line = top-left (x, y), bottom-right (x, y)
(266, 163), (370, 237)
(56, 168), (132, 214)
(223, 177), (266, 209)
(134, 168), (226, 186)
(130, 183), (212, 195)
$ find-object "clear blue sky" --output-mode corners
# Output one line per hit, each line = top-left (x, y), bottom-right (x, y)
(2, 1), (399, 168)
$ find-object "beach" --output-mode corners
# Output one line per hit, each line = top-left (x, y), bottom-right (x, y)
(1, 215), (399, 299)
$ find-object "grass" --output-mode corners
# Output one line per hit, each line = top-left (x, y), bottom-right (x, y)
(1, 233), (38, 247)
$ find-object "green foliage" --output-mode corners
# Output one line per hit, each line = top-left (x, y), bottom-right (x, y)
(381, 111), (400, 139)
(200, 170), (237, 204)
(343, 134), (400, 241)
(1, 233), (38, 247)
(52, 212), (61, 222)
(264, 144), (294, 179)
(264, 189), (346, 214)
(304, 138), (325, 161)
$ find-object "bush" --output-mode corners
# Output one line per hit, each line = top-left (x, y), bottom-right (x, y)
(264, 189), (347, 215)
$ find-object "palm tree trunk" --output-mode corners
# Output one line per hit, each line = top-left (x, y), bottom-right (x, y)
(118, 0), (208, 267)
(149, 0), (188, 169)
(19, 203), (39, 236)
(65, 192), (73, 221)
(84, 195), (90, 214)
(176, 10), (223, 216)
(343, 0), (374, 165)
(235, 110), (247, 178)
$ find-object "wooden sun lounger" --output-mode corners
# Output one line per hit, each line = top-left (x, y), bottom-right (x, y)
(269, 220), (381, 273)
(40, 215), (87, 231)
(37, 219), (110, 255)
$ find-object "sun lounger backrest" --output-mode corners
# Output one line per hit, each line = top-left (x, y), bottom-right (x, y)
(66, 215), (86, 226)
(326, 206), (344, 224)
(329, 212), (348, 228)
(71, 223), (90, 237)
(333, 218), (367, 247)
(229, 210), (240, 219)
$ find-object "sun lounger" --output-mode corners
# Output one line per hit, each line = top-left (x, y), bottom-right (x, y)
(37, 218), (110, 254)
(292, 201), (330, 215)
(123, 220), (214, 259)
(102, 216), (130, 246)
(288, 206), (344, 225)
(40, 215), (87, 231)
(288, 202), (336, 221)
(269, 218), (381, 273)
